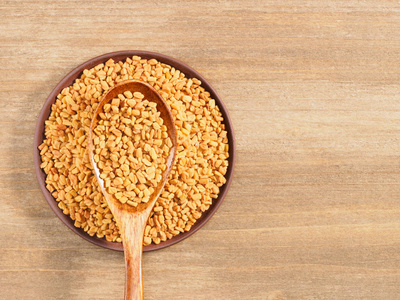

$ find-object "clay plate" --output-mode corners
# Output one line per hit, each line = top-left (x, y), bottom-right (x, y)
(34, 50), (236, 252)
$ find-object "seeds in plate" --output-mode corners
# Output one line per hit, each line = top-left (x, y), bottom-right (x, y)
(39, 56), (229, 245)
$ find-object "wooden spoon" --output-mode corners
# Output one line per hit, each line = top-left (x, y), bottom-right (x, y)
(88, 80), (177, 300)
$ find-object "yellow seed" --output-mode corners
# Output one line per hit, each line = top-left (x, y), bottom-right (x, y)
(127, 200), (138, 207)
(113, 178), (123, 186)
(123, 91), (133, 99)
(111, 98), (120, 107)
(134, 92), (144, 99)
(142, 158), (152, 166)
(119, 196), (128, 204)
(124, 127), (132, 136)
(192, 194), (202, 201)
(144, 236), (152, 245)
(146, 167), (155, 175)
(132, 109), (140, 116)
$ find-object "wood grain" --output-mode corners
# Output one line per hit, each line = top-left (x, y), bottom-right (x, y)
(1, 1), (400, 299)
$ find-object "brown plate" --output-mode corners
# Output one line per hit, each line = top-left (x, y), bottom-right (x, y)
(34, 50), (236, 252)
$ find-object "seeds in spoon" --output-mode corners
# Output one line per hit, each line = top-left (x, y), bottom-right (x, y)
(92, 91), (171, 207)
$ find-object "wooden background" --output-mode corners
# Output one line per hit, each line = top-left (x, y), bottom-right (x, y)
(1, 1), (400, 299)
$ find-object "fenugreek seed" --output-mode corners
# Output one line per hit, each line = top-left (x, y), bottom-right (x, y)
(143, 189), (150, 197)
(144, 144), (151, 152)
(124, 98), (134, 108)
(111, 98), (120, 106)
(110, 154), (118, 162)
(150, 148), (157, 160)
(131, 109), (140, 116)
(112, 128), (122, 136)
(134, 92), (144, 99)
(108, 187), (118, 194)
(146, 167), (155, 175)
(124, 127), (132, 136)
(127, 200), (138, 207)
(123, 91), (133, 99)
(191, 194), (202, 201)
(142, 158), (152, 166)
(114, 178), (123, 186)
(136, 172), (146, 184)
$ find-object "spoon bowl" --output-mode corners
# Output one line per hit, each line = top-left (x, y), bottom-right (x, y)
(88, 80), (177, 300)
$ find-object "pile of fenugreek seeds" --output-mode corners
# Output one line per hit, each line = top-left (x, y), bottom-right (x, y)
(92, 91), (172, 207)
(39, 56), (229, 245)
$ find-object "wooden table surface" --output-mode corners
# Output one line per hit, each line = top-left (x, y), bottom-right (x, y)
(2, 1), (400, 299)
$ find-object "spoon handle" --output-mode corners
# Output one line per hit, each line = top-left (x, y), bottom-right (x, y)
(120, 212), (149, 300)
